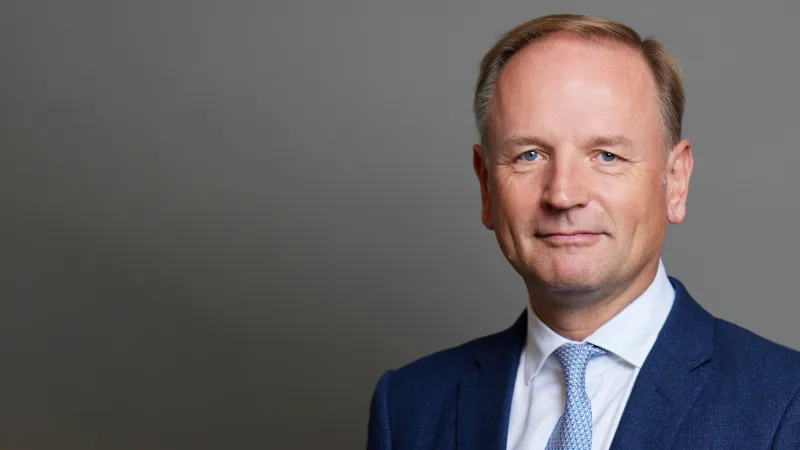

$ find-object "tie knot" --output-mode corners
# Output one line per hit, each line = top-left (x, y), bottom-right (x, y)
(552, 343), (606, 384)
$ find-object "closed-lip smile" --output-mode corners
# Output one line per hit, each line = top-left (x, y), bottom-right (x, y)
(536, 231), (604, 245)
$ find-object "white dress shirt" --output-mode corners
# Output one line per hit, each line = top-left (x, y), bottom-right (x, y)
(505, 260), (675, 450)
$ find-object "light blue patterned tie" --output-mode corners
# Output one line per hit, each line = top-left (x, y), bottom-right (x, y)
(545, 342), (607, 450)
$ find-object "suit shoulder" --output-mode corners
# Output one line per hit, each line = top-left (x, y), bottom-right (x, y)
(713, 317), (800, 381)
(388, 326), (512, 388)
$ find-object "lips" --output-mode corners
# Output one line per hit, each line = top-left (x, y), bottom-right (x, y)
(535, 231), (604, 245)
(537, 231), (595, 236)
(535, 231), (600, 237)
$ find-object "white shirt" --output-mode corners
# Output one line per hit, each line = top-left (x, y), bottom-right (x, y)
(505, 260), (675, 450)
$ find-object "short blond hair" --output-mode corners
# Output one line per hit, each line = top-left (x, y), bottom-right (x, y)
(474, 14), (684, 152)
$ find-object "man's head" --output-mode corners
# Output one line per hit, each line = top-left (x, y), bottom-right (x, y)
(472, 14), (693, 304)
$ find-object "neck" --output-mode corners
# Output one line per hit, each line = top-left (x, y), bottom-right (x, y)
(526, 261), (661, 342)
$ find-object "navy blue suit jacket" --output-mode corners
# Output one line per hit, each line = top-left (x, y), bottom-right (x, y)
(367, 278), (800, 449)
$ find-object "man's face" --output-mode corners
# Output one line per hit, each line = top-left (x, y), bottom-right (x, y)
(474, 35), (691, 297)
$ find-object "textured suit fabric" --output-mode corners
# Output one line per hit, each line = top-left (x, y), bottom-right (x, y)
(367, 277), (800, 449)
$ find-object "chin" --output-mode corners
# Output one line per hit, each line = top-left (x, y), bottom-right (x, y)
(531, 254), (609, 293)
(539, 273), (599, 293)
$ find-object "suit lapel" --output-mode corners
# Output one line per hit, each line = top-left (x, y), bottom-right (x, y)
(457, 312), (526, 450)
(609, 277), (715, 450)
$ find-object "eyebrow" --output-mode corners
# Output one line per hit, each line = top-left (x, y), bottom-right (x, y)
(500, 134), (634, 152)
(501, 135), (553, 153)
(585, 135), (634, 149)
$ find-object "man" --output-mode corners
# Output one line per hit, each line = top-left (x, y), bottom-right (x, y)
(366, 14), (800, 450)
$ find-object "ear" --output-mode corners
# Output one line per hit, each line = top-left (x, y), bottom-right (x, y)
(665, 139), (694, 224)
(473, 144), (494, 230)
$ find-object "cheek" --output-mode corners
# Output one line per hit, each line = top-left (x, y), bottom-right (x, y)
(492, 175), (540, 219)
(594, 174), (656, 225)
(605, 174), (667, 240)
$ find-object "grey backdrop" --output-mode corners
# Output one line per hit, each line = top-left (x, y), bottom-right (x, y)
(3, 0), (800, 449)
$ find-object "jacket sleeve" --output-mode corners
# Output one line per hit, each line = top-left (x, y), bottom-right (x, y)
(772, 384), (800, 449)
(367, 370), (394, 450)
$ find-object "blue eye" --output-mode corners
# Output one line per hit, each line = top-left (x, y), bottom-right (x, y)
(600, 152), (617, 162)
(521, 151), (540, 162)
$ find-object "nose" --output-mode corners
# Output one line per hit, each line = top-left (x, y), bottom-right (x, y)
(541, 155), (590, 211)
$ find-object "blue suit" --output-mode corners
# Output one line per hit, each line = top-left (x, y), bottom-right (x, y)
(367, 278), (800, 449)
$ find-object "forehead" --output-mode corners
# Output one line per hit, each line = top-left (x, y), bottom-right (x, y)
(490, 34), (662, 147)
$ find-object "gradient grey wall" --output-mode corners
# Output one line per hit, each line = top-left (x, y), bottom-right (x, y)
(3, 0), (800, 449)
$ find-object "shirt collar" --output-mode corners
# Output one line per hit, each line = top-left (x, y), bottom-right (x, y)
(523, 259), (675, 384)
